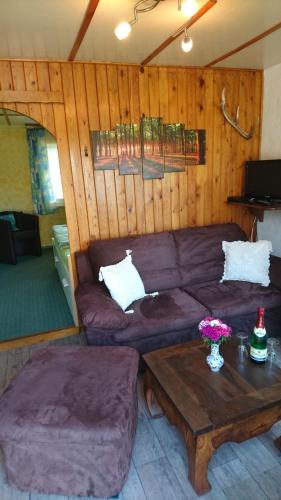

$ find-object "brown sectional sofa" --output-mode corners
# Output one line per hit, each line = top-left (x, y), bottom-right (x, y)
(75, 223), (281, 353)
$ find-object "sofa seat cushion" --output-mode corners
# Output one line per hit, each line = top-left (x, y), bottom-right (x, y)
(184, 280), (281, 318)
(173, 223), (247, 287)
(88, 231), (180, 293)
(75, 282), (130, 330)
(112, 288), (209, 344)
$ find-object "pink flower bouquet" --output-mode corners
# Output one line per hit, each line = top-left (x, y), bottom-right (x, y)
(198, 316), (232, 345)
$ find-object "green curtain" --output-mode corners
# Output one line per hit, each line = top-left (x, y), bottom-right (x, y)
(27, 128), (55, 215)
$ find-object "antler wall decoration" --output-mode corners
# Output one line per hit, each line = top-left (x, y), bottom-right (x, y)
(220, 88), (257, 140)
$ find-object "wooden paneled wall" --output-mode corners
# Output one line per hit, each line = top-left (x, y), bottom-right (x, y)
(0, 61), (263, 265)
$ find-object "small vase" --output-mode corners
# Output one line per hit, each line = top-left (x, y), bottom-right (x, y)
(206, 342), (224, 372)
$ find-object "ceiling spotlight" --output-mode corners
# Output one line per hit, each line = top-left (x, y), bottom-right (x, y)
(179, 0), (198, 17)
(114, 21), (132, 40)
(181, 28), (193, 52)
(114, 0), (163, 40)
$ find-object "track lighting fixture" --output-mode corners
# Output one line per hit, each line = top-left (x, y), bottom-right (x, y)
(114, 0), (196, 55)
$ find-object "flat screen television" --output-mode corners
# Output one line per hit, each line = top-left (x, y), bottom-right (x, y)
(244, 159), (281, 201)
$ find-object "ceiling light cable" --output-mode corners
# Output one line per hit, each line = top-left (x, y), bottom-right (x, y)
(115, 0), (195, 53)
(130, 0), (165, 26)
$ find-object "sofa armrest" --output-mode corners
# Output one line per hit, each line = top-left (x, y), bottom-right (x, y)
(75, 250), (94, 284)
(270, 256), (281, 290)
(75, 282), (129, 330)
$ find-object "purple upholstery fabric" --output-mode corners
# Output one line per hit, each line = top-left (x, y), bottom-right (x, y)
(84, 306), (281, 354)
(75, 282), (129, 330)
(88, 231), (181, 292)
(223, 307), (281, 339)
(173, 223), (247, 286)
(113, 288), (208, 343)
(75, 249), (94, 284)
(184, 280), (281, 318)
(270, 255), (281, 291)
(75, 223), (281, 354)
(0, 346), (139, 497)
(85, 288), (208, 347)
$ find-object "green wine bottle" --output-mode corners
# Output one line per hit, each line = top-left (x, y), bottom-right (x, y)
(250, 307), (267, 363)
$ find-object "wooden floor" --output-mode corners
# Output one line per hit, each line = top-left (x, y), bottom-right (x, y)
(0, 334), (281, 500)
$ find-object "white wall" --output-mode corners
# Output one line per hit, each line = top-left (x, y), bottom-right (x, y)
(258, 62), (281, 256)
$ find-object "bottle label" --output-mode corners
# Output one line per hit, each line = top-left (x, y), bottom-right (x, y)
(254, 327), (266, 338)
(250, 346), (267, 362)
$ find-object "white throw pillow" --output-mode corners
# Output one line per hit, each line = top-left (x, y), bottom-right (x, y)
(220, 240), (272, 287)
(98, 250), (146, 311)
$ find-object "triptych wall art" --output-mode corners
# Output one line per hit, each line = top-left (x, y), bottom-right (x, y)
(91, 117), (206, 180)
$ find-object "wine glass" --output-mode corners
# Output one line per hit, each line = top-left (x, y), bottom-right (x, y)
(267, 337), (280, 365)
(237, 333), (249, 362)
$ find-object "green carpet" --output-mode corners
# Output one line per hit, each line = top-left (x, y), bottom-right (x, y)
(0, 248), (74, 342)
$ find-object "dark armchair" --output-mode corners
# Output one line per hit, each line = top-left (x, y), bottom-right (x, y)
(0, 211), (42, 264)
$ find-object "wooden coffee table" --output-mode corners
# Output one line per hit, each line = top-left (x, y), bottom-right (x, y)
(143, 339), (281, 496)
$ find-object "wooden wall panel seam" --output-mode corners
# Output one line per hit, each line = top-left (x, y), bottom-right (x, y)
(72, 63), (100, 241)
(61, 62), (90, 249)
(106, 63), (122, 239)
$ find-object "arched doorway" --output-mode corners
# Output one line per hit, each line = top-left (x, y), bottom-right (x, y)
(0, 107), (78, 345)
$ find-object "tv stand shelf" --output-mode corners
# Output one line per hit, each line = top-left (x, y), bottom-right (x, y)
(227, 201), (281, 221)
(227, 201), (281, 241)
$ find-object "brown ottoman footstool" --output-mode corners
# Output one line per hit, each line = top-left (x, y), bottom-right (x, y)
(0, 346), (139, 497)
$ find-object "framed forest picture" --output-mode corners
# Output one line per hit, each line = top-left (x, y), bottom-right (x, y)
(164, 123), (186, 173)
(91, 121), (206, 177)
(185, 129), (206, 165)
(116, 123), (142, 175)
(141, 117), (164, 179)
(91, 130), (117, 170)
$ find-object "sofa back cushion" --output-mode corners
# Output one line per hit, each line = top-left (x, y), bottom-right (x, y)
(88, 232), (180, 293)
(173, 223), (247, 286)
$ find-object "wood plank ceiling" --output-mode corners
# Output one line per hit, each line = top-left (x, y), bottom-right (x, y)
(0, 0), (280, 69)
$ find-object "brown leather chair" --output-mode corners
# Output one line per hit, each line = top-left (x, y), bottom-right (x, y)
(0, 211), (42, 264)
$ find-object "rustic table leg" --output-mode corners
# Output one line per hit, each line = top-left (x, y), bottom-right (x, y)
(143, 371), (164, 419)
(185, 431), (214, 496)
